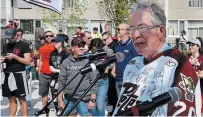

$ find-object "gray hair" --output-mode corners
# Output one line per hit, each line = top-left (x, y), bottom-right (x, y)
(131, 1), (166, 27)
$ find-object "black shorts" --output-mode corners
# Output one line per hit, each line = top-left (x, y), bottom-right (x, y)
(2, 72), (29, 98)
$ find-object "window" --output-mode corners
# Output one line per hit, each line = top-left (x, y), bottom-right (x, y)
(168, 21), (178, 36)
(188, 0), (203, 7)
(35, 20), (41, 28)
(20, 20), (34, 34)
(179, 21), (184, 35)
(1, 0), (17, 7)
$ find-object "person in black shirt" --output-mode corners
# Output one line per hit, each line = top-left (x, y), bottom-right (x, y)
(49, 36), (69, 112)
(101, 32), (118, 115)
(1, 28), (31, 116)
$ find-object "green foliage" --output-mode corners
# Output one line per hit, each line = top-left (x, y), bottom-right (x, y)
(96, 0), (136, 29)
(38, 0), (88, 27)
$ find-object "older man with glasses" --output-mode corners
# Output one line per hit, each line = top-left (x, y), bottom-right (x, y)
(38, 31), (55, 115)
(113, 1), (201, 116)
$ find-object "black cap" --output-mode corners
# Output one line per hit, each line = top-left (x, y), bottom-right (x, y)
(4, 28), (17, 39)
(71, 37), (86, 46)
(52, 36), (64, 42)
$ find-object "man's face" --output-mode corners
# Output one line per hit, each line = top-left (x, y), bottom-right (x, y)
(117, 25), (128, 39)
(40, 39), (45, 44)
(102, 35), (111, 46)
(45, 32), (54, 43)
(9, 21), (13, 25)
(16, 31), (23, 39)
(84, 33), (91, 45)
(93, 30), (97, 34)
(130, 9), (165, 58)
(76, 28), (80, 33)
(72, 43), (85, 56)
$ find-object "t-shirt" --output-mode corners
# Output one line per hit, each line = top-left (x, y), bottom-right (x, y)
(39, 44), (55, 74)
(115, 38), (138, 79)
(49, 50), (69, 69)
(2, 40), (30, 72)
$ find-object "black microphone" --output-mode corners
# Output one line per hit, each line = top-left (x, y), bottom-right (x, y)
(78, 47), (113, 60)
(115, 87), (182, 116)
(78, 51), (107, 60)
(80, 52), (125, 74)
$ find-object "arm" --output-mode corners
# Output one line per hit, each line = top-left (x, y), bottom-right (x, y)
(111, 63), (116, 77)
(38, 55), (42, 73)
(167, 59), (200, 116)
(50, 66), (60, 73)
(58, 60), (68, 102)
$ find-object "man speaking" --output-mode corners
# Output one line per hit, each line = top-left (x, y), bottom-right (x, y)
(113, 1), (201, 116)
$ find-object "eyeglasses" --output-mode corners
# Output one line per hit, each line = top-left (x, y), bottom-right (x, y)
(189, 43), (196, 47)
(102, 37), (109, 42)
(129, 25), (161, 34)
(45, 35), (54, 38)
(117, 28), (126, 31)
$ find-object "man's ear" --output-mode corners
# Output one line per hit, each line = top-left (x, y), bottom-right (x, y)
(159, 26), (166, 38)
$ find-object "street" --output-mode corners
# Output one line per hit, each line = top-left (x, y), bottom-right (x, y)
(0, 80), (112, 116)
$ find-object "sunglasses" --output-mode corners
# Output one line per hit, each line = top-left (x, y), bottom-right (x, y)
(87, 37), (92, 40)
(102, 37), (109, 42)
(45, 35), (54, 38)
(117, 28), (126, 31)
(76, 44), (85, 48)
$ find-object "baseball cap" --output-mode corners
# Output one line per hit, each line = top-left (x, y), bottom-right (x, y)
(52, 36), (64, 42)
(71, 37), (86, 46)
(187, 39), (201, 47)
(4, 28), (17, 39)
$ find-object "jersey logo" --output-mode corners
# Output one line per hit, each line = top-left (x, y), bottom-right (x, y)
(117, 82), (141, 113)
(166, 59), (176, 67)
(179, 73), (195, 102)
(13, 48), (20, 55)
(124, 50), (129, 53)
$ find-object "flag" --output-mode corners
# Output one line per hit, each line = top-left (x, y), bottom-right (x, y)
(100, 22), (103, 34)
(25, 0), (63, 14)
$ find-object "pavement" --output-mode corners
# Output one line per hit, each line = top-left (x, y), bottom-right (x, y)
(0, 80), (112, 116)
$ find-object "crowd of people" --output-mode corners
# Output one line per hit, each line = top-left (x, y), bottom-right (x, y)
(1, 1), (203, 117)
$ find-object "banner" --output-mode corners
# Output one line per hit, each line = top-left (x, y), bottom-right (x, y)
(25, 0), (63, 14)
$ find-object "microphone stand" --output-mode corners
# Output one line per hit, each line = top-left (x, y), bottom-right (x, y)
(34, 71), (80, 116)
(64, 70), (105, 116)
(58, 75), (86, 116)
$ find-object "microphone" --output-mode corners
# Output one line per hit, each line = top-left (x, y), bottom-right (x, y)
(115, 87), (182, 116)
(78, 51), (107, 60)
(78, 47), (114, 60)
(80, 52), (125, 74)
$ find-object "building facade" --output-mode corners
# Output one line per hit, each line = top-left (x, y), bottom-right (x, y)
(167, 0), (203, 44)
(0, 0), (107, 45)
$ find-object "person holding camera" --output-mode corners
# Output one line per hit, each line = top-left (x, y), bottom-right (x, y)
(1, 28), (31, 116)
(57, 37), (98, 116)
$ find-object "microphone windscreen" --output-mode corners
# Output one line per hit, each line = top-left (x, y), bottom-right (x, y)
(103, 46), (114, 56)
(168, 87), (182, 102)
(116, 52), (125, 62)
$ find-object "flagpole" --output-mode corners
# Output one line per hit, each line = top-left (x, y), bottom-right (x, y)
(6, 0), (13, 24)
(165, 0), (168, 40)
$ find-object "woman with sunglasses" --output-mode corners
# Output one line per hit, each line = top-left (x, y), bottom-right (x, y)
(187, 37), (203, 114)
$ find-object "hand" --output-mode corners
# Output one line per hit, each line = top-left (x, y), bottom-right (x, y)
(88, 100), (95, 109)
(196, 70), (203, 79)
(111, 71), (116, 78)
(58, 101), (65, 110)
(0, 56), (6, 62)
(5, 53), (16, 60)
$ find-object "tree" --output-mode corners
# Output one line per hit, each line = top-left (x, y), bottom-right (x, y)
(96, 0), (136, 29)
(38, 0), (88, 32)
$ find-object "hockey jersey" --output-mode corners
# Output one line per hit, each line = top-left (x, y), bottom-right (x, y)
(113, 49), (201, 116)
